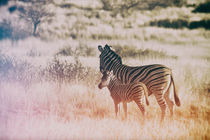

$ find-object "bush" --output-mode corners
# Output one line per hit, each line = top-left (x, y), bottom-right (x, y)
(57, 45), (96, 57)
(149, 19), (189, 29)
(0, 0), (8, 7)
(0, 52), (36, 87)
(112, 45), (177, 59)
(149, 19), (210, 30)
(0, 19), (13, 40)
(0, 52), (98, 87)
(0, 52), (14, 77)
(189, 20), (210, 30)
(44, 57), (95, 84)
(8, 5), (17, 13)
(0, 19), (29, 40)
(100, 0), (186, 15)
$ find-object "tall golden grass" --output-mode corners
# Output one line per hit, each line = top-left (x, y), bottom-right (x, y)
(0, 55), (209, 139)
(0, 0), (210, 139)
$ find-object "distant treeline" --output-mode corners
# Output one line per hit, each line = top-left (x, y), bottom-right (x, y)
(149, 1), (210, 30)
(149, 19), (210, 30)
(192, 2), (210, 13)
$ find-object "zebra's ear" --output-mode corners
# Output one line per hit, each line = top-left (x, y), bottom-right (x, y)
(104, 44), (111, 50)
(98, 45), (103, 52)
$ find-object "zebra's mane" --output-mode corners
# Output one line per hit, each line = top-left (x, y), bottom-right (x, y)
(104, 44), (122, 64)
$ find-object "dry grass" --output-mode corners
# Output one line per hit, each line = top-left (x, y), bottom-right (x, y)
(0, 0), (210, 139)
(0, 57), (209, 139)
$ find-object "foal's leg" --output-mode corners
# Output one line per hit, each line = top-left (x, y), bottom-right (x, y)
(114, 102), (118, 118)
(123, 102), (127, 119)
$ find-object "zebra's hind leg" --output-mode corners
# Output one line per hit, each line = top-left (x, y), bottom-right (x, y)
(164, 90), (174, 121)
(134, 98), (145, 119)
(154, 93), (167, 123)
(134, 99), (145, 125)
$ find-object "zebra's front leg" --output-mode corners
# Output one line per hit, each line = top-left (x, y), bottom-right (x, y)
(123, 102), (127, 119)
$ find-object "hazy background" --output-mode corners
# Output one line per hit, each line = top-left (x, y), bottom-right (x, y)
(0, 0), (210, 139)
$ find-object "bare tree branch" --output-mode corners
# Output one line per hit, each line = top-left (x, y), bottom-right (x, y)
(18, 1), (54, 36)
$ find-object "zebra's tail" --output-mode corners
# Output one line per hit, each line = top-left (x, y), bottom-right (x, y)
(171, 74), (181, 107)
(142, 84), (149, 106)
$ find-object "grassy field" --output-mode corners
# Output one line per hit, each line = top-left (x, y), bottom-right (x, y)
(0, 0), (210, 139)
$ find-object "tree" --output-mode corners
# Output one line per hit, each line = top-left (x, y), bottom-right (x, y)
(18, 0), (54, 36)
(0, 0), (8, 7)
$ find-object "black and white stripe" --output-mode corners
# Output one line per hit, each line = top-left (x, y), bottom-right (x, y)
(98, 44), (180, 122)
(98, 71), (149, 119)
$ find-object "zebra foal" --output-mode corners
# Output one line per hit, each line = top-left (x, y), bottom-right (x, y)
(98, 71), (149, 119)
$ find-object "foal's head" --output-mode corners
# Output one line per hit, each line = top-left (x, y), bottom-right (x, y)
(98, 71), (111, 89)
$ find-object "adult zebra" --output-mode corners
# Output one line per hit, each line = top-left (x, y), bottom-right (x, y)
(98, 44), (180, 122)
(98, 71), (149, 119)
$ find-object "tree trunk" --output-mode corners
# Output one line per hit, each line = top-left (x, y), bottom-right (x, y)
(33, 23), (37, 36)
(33, 21), (40, 36)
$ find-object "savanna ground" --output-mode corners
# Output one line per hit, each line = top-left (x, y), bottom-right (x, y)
(0, 0), (210, 139)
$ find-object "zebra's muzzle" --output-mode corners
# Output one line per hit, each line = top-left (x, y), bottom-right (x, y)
(98, 83), (103, 89)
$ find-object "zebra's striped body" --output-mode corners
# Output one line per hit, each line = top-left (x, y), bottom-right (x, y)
(98, 71), (149, 119)
(98, 44), (180, 122)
